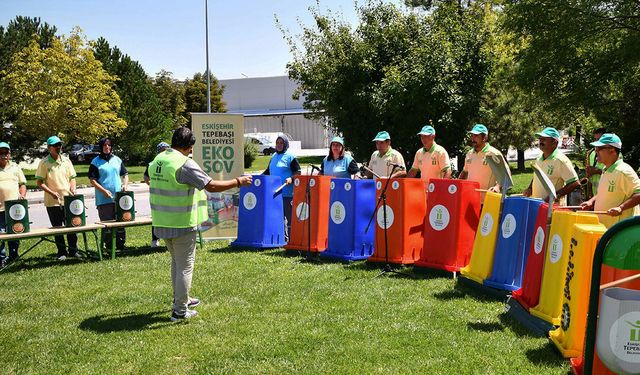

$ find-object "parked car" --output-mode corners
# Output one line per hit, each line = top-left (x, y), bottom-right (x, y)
(73, 144), (101, 163)
(245, 135), (276, 155)
(68, 144), (88, 162)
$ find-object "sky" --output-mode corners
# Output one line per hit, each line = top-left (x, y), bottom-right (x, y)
(0, 0), (401, 80)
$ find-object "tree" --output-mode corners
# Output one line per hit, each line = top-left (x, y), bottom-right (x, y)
(93, 37), (173, 164)
(282, 1), (491, 164)
(182, 72), (226, 127)
(152, 70), (188, 128)
(503, 0), (640, 168)
(0, 16), (58, 159)
(0, 29), (126, 153)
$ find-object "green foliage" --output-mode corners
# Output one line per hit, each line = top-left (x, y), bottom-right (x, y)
(243, 139), (258, 169)
(152, 70), (188, 128)
(283, 1), (491, 163)
(93, 37), (173, 164)
(183, 72), (226, 126)
(0, 28), (126, 151)
(0, 17), (58, 160)
(503, 0), (640, 169)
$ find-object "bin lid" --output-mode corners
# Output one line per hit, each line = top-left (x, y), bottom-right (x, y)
(486, 153), (513, 192)
(531, 164), (557, 201)
(603, 224), (640, 270)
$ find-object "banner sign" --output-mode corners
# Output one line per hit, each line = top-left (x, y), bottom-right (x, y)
(191, 113), (244, 239)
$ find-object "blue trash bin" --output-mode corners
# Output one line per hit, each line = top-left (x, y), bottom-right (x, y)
(231, 175), (286, 248)
(321, 178), (376, 261)
(483, 196), (543, 291)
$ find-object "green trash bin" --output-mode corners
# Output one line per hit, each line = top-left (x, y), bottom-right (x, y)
(4, 199), (29, 234)
(64, 195), (85, 227)
(115, 191), (135, 222)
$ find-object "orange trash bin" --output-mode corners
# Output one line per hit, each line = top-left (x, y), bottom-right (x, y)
(367, 178), (426, 265)
(284, 175), (332, 253)
(415, 179), (481, 272)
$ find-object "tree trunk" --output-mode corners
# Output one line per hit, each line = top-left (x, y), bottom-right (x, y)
(517, 149), (525, 171)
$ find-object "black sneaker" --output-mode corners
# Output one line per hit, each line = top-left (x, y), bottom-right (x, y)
(171, 309), (198, 322)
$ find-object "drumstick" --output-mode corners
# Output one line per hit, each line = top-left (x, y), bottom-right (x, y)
(362, 165), (381, 179)
(273, 182), (288, 197)
(475, 189), (489, 192)
(600, 273), (640, 290)
(560, 206), (584, 209)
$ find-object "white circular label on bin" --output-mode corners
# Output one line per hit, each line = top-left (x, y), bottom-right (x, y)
(254, 179), (261, 187)
(429, 204), (450, 231)
(309, 178), (316, 188)
(376, 206), (394, 229)
(501, 214), (517, 239)
(69, 199), (84, 215)
(428, 183), (435, 192)
(549, 234), (563, 264)
(119, 195), (133, 210)
(9, 204), (25, 221)
(392, 181), (399, 190)
(480, 213), (494, 237)
(330, 181), (335, 190)
(448, 184), (457, 194)
(330, 201), (346, 225)
(534, 227), (545, 254)
(294, 178), (300, 187)
(344, 182), (352, 191)
(609, 311), (640, 363)
(243, 192), (257, 210)
(296, 202), (309, 221)
(376, 181), (382, 190)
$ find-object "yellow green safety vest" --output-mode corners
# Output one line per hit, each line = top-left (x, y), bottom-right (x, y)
(149, 149), (208, 228)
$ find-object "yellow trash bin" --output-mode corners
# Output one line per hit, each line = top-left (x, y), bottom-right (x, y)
(549, 222), (606, 358)
(530, 211), (600, 325)
(460, 192), (502, 284)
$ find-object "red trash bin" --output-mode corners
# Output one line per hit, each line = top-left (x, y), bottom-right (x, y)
(367, 178), (426, 265)
(415, 179), (481, 272)
(284, 175), (332, 252)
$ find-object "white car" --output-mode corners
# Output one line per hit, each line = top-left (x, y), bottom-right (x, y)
(244, 135), (276, 155)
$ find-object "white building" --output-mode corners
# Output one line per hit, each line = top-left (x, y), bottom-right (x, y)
(220, 75), (333, 149)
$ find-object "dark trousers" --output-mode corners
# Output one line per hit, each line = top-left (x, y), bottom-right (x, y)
(46, 206), (78, 256)
(152, 226), (159, 242)
(0, 213), (19, 260)
(283, 196), (293, 240)
(97, 203), (126, 250)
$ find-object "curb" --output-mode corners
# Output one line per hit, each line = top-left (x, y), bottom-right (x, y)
(25, 183), (150, 205)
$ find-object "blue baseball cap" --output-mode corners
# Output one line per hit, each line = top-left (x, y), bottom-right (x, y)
(0, 142), (10, 150)
(330, 136), (344, 146)
(372, 131), (391, 141)
(469, 124), (488, 135)
(46, 135), (63, 146)
(418, 125), (436, 136)
(535, 127), (561, 140)
(591, 133), (622, 149)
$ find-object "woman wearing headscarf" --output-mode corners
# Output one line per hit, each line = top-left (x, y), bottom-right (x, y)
(320, 136), (359, 178)
(263, 134), (301, 238)
(88, 137), (129, 251)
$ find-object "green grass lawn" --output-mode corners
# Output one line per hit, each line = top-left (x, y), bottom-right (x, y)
(0, 225), (569, 374)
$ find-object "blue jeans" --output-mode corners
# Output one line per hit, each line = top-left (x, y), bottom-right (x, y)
(0, 213), (19, 260)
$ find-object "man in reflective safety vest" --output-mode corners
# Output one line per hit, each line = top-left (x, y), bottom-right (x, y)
(150, 127), (252, 321)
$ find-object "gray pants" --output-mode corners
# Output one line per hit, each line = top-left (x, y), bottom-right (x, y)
(165, 231), (197, 314)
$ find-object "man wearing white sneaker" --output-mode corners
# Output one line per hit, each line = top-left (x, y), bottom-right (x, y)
(149, 127), (252, 321)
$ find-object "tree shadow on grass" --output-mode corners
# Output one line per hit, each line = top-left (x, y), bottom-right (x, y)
(211, 244), (271, 254)
(467, 321), (504, 333)
(113, 245), (168, 259)
(0, 255), (91, 275)
(525, 342), (566, 368)
(433, 280), (508, 303)
(79, 311), (173, 333)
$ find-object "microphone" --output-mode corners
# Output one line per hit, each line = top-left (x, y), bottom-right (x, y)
(310, 164), (321, 174)
(386, 161), (404, 169)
